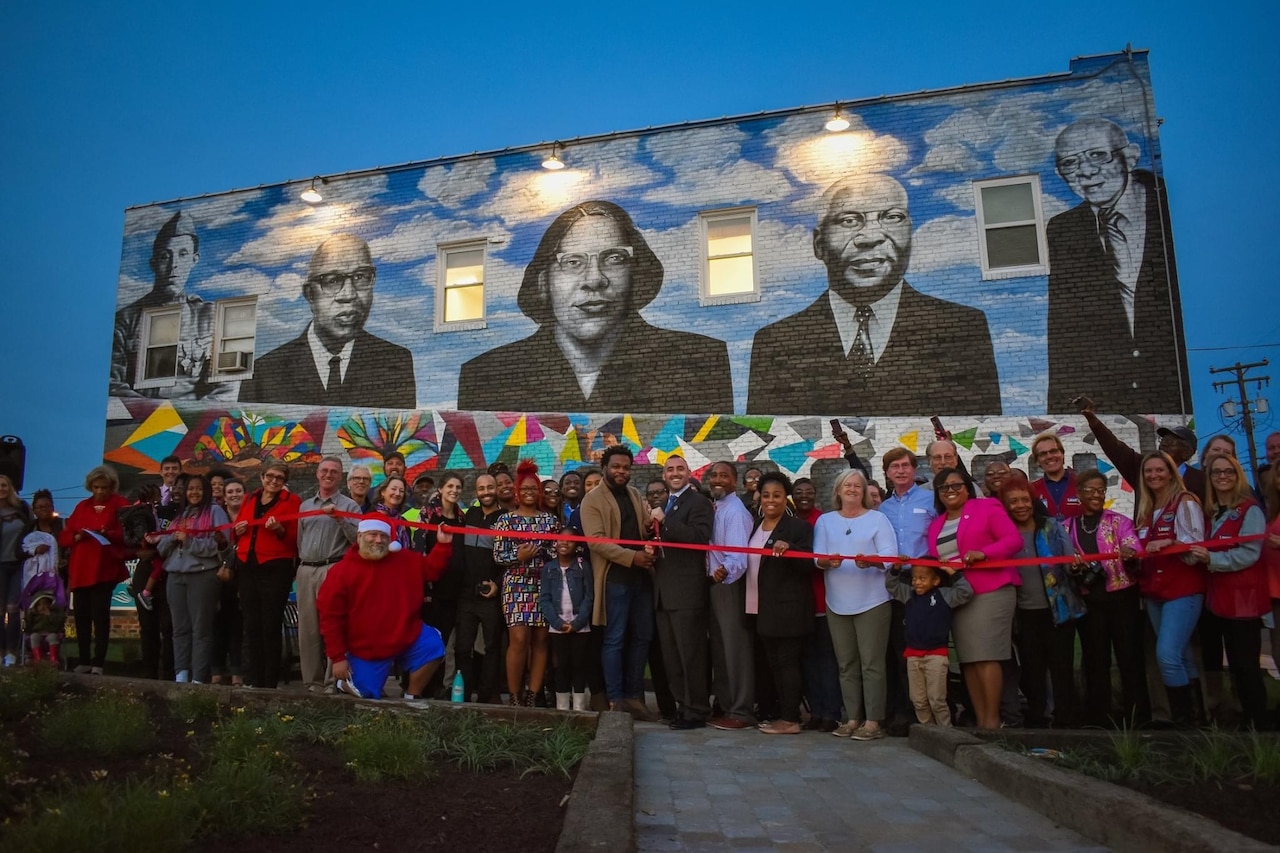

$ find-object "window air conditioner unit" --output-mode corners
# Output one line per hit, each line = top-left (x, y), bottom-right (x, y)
(217, 351), (252, 372)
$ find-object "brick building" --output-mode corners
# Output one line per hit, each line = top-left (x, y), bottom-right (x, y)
(103, 49), (1187, 515)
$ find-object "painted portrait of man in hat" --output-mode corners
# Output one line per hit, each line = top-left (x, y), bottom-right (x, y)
(110, 210), (230, 400)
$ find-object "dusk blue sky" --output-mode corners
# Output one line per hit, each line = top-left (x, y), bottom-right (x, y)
(2, 2), (1277, 501)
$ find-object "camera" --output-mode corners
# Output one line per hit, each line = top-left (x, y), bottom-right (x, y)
(1078, 561), (1106, 588)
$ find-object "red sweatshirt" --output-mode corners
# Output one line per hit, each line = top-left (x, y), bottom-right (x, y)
(318, 541), (453, 662)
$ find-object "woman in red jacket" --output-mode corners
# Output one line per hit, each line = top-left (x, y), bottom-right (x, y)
(1134, 451), (1205, 727)
(233, 463), (300, 689)
(1189, 454), (1269, 730)
(59, 465), (130, 673)
(925, 467), (1023, 730)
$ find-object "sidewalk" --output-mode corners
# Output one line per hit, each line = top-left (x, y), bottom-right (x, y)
(634, 725), (1108, 852)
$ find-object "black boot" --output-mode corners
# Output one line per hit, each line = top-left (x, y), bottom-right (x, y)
(1187, 678), (1207, 728)
(1167, 685), (1194, 729)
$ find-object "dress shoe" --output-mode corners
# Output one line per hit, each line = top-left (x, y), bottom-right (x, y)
(669, 718), (706, 731)
(817, 718), (839, 733)
(709, 717), (750, 731)
(624, 698), (659, 722)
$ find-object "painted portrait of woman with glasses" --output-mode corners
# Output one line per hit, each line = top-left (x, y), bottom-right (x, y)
(458, 200), (731, 413)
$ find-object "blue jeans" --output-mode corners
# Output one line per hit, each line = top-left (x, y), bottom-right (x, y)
(602, 580), (654, 701)
(1145, 595), (1203, 687)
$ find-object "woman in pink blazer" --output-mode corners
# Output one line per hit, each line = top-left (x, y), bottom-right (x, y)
(926, 467), (1023, 729)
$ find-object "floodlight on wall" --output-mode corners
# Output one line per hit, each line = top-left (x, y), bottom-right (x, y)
(542, 143), (566, 170)
(824, 105), (850, 133)
(300, 177), (324, 204)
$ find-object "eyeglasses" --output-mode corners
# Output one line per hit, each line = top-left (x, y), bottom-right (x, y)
(1078, 487), (1107, 495)
(518, 487), (542, 495)
(262, 473), (286, 483)
(1056, 147), (1125, 174)
(1035, 448), (1063, 459)
(937, 483), (967, 494)
(553, 246), (633, 277)
(1209, 469), (1237, 479)
(822, 208), (910, 232)
(308, 267), (376, 295)
(348, 476), (371, 483)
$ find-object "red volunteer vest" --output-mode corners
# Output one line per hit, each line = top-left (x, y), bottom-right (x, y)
(1031, 471), (1083, 519)
(1137, 491), (1205, 602)
(1205, 499), (1269, 619)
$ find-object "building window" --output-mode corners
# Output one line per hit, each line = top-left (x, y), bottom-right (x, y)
(214, 298), (257, 376)
(437, 243), (486, 330)
(138, 307), (181, 386)
(700, 208), (759, 304)
(973, 176), (1049, 279)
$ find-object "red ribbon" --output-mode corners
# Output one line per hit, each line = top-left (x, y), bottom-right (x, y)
(152, 507), (1269, 571)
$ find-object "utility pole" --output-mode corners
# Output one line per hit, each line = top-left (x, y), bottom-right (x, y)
(1210, 358), (1270, 485)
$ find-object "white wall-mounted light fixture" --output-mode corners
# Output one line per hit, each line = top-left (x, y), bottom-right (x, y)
(825, 104), (850, 133)
(541, 143), (565, 170)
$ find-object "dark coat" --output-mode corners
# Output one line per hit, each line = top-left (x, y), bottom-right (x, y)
(746, 283), (1001, 416)
(238, 329), (416, 409)
(1046, 170), (1189, 414)
(653, 487), (714, 612)
(751, 514), (815, 638)
(457, 317), (732, 414)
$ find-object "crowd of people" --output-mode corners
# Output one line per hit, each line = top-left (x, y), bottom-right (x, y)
(3, 405), (1280, 735)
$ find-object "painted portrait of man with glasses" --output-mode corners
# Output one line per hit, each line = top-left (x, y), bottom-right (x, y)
(239, 233), (416, 408)
(1046, 117), (1189, 414)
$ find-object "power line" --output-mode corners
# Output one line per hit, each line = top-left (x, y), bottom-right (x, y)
(1187, 340), (1280, 350)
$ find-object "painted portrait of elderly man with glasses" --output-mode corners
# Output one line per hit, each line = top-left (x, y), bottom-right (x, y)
(1045, 117), (1189, 415)
(458, 200), (732, 413)
(239, 233), (416, 408)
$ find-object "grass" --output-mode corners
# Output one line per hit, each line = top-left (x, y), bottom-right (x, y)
(0, 666), (60, 722)
(1, 685), (592, 850)
(39, 693), (154, 757)
(168, 689), (221, 723)
(1046, 724), (1280, 787)
(339, 713), (433, 783)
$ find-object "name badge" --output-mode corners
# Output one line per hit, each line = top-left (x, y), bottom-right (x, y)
(912, 508), (928, 514)
(1066, 496), (1081, 505)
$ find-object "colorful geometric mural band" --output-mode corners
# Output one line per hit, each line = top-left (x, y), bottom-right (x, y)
(105, 397), (1151, 514)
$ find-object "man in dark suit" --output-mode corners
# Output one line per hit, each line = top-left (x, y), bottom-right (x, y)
(239, 234), (416, 409)
(648, 454), (715, 729)
(1046, 118), (1189, 414)
(747, 174), (1000, 416)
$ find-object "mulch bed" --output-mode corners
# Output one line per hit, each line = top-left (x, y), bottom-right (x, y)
(3, 684), (576, 852)
(1121, 778), (1280, 846)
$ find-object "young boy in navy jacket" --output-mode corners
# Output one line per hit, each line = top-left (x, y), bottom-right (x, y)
(539, 539), (594, 711)
(886, 565), (973, 726)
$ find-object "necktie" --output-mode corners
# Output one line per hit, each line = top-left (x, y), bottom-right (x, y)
(664, 494), (676, 514)
(327, 355), (342, 392)
(1096, 207), (1127, 278)
(848, 305), (875, 368)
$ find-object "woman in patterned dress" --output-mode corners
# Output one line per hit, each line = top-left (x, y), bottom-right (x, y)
(492, 460), (559, 705)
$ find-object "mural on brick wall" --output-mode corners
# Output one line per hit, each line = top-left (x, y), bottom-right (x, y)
(108, 53), (1188, 423)
(104, 397), (1144, 516)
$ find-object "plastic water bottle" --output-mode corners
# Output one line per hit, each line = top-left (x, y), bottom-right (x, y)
(450, 670), (465, 703)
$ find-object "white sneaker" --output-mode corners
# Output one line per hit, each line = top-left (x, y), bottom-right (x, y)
(90, 666), (104, 675)
(74, 664), (92, 674)
(175, 670), (190, 684)
(334, 678), (363, 698)
(2, 653), (15, 667)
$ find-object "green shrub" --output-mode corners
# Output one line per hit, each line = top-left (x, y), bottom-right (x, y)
(1184, 727), (1246, 782)
(0, 666), (61, 721)
(1245, 731), (1280, 783)
(39, 693), (153, 757)
(281, 702), (351, 745)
